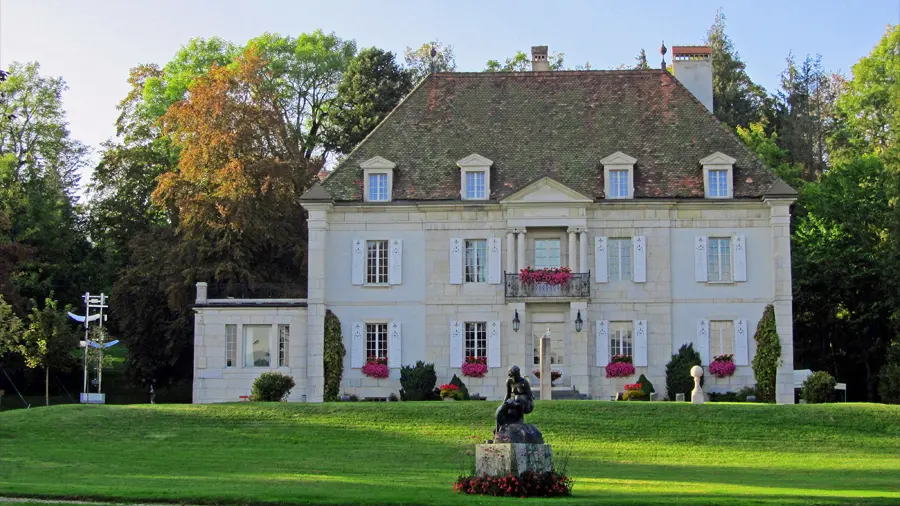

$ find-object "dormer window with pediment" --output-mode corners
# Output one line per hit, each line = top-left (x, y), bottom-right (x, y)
(361, 156), (396, 203)
(601, 152), (637, 199)
(457, 154), (493, 201)
(700, 152), (736, 199)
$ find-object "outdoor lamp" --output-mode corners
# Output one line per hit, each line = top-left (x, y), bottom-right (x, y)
(575, 310), (584, 333)
(512, 310), (520, 333)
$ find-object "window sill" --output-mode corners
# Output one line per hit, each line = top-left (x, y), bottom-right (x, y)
(705, 280), (736, 286)
(363, 283), (392, 289)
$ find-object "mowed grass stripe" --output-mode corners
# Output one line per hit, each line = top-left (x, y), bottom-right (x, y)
(1, 402), (898, 505)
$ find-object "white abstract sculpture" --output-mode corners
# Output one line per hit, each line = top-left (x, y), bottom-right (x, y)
(690, 365), (704, 404)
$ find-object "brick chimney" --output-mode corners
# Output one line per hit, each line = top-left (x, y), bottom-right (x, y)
(531, 46), (549, 72)
(672, 46), (713, 112)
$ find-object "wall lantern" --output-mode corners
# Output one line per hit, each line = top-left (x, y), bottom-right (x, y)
(575, 310), (584, 333)
(512, 310), (520, 333)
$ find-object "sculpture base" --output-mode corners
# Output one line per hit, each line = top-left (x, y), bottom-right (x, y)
(692, 386), (704, 404)
(494, 423), (544, 444)
(476, 443), (553, 477)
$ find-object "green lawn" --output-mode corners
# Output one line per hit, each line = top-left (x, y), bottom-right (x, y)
(1, 402), (899, 505)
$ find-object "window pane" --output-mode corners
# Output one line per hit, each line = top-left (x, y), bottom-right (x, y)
(466, 171), (485, 199)
(608, 238), (632, 281)
(366, 323), (388, 360)
(609, 322), (633, 357)
(369, 173), (388, 201)
(225, 324), (237, 368)
(710, 321), (734, 357)
(366, 240), (389, 284)
(465, 239), (487, 282)
(534, 239), (561, 268)
(278, 325), (290, 367)
(610, 170), (629, 198)
(244, 325), (270, 367)
(465, 322), (487, 358)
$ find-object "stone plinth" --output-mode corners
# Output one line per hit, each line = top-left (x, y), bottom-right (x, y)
(540, 335), (552, 401)
(476, 443), (553, 477)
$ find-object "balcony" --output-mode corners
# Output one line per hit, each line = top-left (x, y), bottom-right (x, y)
(504, 272), (591, 300)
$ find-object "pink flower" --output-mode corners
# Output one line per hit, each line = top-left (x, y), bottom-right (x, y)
(709, 358), (736, 378)
(606, 361), (636, 378)
(361, 360), (390, 378)
(462, 361), (488, 377)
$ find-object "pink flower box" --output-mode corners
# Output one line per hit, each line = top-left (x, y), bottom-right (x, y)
(362, 357), (389, 378)
(605, 361), (636, 378)
(462, 357), (488, 378)
(519, 267), (573, 286)
(709, 355), (736, 378)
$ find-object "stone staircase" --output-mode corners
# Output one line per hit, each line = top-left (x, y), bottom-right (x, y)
(532, 386), (589, 400)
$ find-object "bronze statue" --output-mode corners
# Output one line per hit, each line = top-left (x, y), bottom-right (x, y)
(495, 365), (534, 433)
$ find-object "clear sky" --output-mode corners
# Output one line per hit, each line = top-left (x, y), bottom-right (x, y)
(1, 0), (898, 187)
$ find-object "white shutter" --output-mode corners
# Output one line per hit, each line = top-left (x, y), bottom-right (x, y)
(734, 319), (749, 366)
(449, 238), (463, 284)
(594, 237), (608, 283)
(389, 239), (402, 285)
(596, 320), (610, 367)
(697, 319), (710, 365)
(633, 236), (647, 283)
(388, 321), (402, 369)
(488, 321), (501, 368)
(351, 322), (364, 368)
(352, 239), (365, 285)
(733, 235), (747, 282)
(488, 237), (502, 284)
(634, 320), (648, 367)
(695, 236), (708, 282)
(449, 321), (463, 368)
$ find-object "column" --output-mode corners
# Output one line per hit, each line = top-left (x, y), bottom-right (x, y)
(506, 230), (516, 275)
(517, 228), (527, 271)
(540, 330), (552, 401)
(769, 199), (796, 405)
(579, 229), (589, 274)
(303, 202), (332, 403)
(567, 227), (577, 270)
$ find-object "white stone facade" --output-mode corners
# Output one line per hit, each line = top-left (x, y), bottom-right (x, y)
(192, 174), (796, 405)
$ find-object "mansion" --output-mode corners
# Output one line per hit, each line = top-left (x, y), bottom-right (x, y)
(192, 46), (797, 404)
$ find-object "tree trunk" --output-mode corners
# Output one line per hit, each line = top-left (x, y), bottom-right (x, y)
(45, 366), (49, 406)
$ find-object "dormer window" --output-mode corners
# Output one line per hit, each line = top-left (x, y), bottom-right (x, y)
(457, 153), (493, 201)
(700, 152), (736, 199)
(601, 151), (637, 200)
(360, 156), (396, 203)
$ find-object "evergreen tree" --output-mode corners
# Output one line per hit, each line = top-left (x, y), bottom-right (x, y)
(752, 305), (782, 403)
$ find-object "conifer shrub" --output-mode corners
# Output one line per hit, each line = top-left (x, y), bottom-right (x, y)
(752, 305), (781, 403)
(400, 361), (437, 401)
(665, 343), (701, 401)
(251, 372), (295, 402)
(802, 371), (836, 404)
(323, 310), (346, 402)
(449, 373), (470, 400)
(637, 374), (655, 395)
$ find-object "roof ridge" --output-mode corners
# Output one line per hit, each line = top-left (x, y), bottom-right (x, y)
(432, 69), (668, 77)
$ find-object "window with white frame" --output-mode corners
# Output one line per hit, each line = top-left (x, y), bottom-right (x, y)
(366, 323), (388, 360)
(465, 171), (486, 199)
(243, 325), (270, 367)
(609, 170), (629, 198)
(609, 321), (633, 358)
(464, 322), (487, 359)
(366, 240), (389, 284)
(707, 237), (733, 282)
(278, 324), (290, 367)
(464, 239), (487, 283)
(368, 173), (389, 202)
(710, 320), (734, 357)
(534, 239), (561, 268)
(608, 238), (632, 281)
(225, 324), (237, 368)
(708, 170), (728, 198)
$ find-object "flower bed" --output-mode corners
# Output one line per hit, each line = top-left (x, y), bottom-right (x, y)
(532, 370), (562, 383)
(606, 354), (635, 378)
(361, 357), (389, 378)
(710, 354), (736, 378)
(622, 382), (648, 400)
(518, 267), (573, 286)
(453, 471), (572, 497)
(439, 383), (461, 400)
(462, 356), (488, 378)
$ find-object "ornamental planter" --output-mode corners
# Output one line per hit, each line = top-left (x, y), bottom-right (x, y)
(443, 397), (456, 402)
(362, 357), (389, 379)
(710, 354), (736, 378)
(605, 355), (635, 378)
(462, 357), (488, 378)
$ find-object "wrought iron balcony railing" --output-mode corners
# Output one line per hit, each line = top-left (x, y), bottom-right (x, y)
(206, 283), (307, 300)
(504, 272), (591, 299)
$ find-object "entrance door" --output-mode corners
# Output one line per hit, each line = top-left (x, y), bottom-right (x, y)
(532, 323), (567, 386)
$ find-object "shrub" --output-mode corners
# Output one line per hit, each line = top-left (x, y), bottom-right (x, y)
(665, 343), (701, 401)
(879, 346), (900, 404)
(802, 371), (836, 404)
(449, 374), (470, 400)
(400, 361), (437, 401)
(250, 372), (295, 402)
(752, 304), (781, 403)
(323, 310), (346, 402)
(454, 471), (572, 497)
(636, 374), (655, 395)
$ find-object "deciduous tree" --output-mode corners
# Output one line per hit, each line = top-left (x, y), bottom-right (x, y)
(404, 40), (456, 83)
(13, 297), (78, 405)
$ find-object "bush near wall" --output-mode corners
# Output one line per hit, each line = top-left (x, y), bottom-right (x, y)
(665, 343), (701, 401)
(752, 305), (781, 403)
(400, 361), (437, 401)
(251, 372), (295, 402)
(802, 371), (836, 403)
(323, 310), (346, 402)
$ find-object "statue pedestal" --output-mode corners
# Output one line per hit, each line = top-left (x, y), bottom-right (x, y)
(476, 444), (553, 477)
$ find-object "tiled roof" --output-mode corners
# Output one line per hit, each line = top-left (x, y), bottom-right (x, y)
(322, 70), (791, 202)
